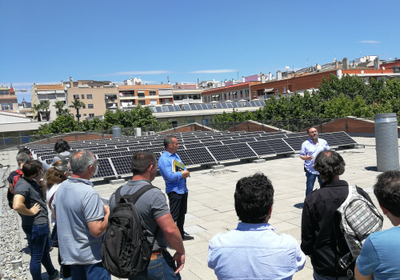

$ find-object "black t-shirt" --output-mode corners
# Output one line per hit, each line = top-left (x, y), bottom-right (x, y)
(14, 177), (49, 227)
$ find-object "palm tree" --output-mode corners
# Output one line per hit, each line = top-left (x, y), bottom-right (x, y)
(54, 101), (67, 116)
(32, 103), (42, 121)
(40, 101), (50, 121)
(69, 99), (85, 123)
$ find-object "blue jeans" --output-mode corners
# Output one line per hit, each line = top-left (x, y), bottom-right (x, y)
(23, 224), (57, 280)
(132, 251), (181, 280)
(306, 170), (323, 196)
(70, 262), (110, 280)
(313, 271), (350, 280)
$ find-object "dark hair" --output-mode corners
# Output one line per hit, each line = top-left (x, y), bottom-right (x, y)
(234, 173), (274, 223)
(45, 160), (69, 189)
(131, 151), (156, 176)
(374, 171), (400, 217)
(22, 160), (43, 177)
(314, 150), (345, 181)
(163, 136), (176, 149)
(54, 139), (71, 154)
(18, 147), (32, 156)
(16, 153), (31, 165)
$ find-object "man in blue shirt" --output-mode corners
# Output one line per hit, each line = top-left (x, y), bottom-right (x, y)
(208, 173), (306, 279)
(300, 127), (330, 196)
(355, 171), (400, 280)
(158, 136), (193, 241)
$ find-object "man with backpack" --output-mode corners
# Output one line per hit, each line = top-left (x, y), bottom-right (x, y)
(301, 150), (378, 280)
(355, 171), (400, 279)
(108, 151), (185, 280)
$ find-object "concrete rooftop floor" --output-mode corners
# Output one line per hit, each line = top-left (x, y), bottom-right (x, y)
(3, 136), (395, 280)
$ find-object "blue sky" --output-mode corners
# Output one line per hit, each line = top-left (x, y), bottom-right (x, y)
(1, 0), (399, 102)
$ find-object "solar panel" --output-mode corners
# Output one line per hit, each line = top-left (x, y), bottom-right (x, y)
(111, 156), (132, 175)
(319, 133), (341, 147)
(236, 102), (243, 107)
(184, 143), (205, 149)
(284, 136), (307, 152)
(190, 105), (197, 110)
(221, 103), (228, 108)
(204, 141), (223, 147)
(150, 107), (157, 113)
(97, 151), (122, 159)
(238, 137), (257, 143)
(174, 105), (181, 111)
(247, 141), (276, 157)
(245, 102), (252, 107)
(227, 143), (258, 159)
(266, 139), (294, 154)
(207, 146), (238, 162)
(173, 150), (194, 166)
(162, 107), (169, 112)
(215, 103), (223, 109)
(93, 158), (116, 178)
(155, 107), (163, 112)
(195, 104), (203, 110)
(232, 102), (238, 108)
(331, 132), (358, 146)
(206, 104), (213, 109)
(221, 139), (240, 145)
(185, 147), (216, 165)
(183, 104), (191, 111)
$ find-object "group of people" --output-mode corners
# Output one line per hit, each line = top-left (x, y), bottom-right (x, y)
(7, 131), (400, 280)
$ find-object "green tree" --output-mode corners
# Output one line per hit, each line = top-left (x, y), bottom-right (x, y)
(32, 103), (42, 121)
(54, 101), (69, 116)
(40, 100), (51, 121)
(69, 99), (85, 123)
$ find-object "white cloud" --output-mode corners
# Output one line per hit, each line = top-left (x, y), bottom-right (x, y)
(189, 69), (237, 74)
(98, 70), (171, 76)
(359, 40), (381, 44)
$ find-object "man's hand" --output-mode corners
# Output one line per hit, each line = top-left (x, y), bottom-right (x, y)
(104, 205), (110, 215)
(172, 251), (185, 274)
(181, 170), (190, 178)
(29, 203), (41, 215)
(303, 153), (313, 161)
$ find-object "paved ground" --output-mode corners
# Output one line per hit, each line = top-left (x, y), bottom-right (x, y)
(4, 136), (395, 280)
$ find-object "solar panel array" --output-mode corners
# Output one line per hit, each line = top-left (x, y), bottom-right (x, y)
(27, 131), (357, 179)
(148, 101), (264, 113)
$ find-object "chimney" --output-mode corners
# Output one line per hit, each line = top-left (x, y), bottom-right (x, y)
(277, 71), (282, 81)
(242, 76), (245, 82)
(261, 74), (266, 83)
(268, 72), (272, 81)
(343, 58), (348, 70)
(335, 60), (339, 69)
(374, 57), (380, 69)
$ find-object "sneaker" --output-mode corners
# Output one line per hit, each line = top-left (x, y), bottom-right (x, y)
(182, 234), (194, 241)
(48, 269), (60, 280)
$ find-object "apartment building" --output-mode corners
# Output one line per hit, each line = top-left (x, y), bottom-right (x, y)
(66, 79), (119, 120)
(202, 81), (261, 103)
(172, 83), (202, 104)
(118, 84), (173, 107)
(0, 86), (19, 112)
(31, 83), (67, 121)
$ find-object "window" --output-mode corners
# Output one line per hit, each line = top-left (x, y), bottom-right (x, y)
(81, 94), (85, 99)
(83, 114), (87, 116)
(275, 88), (279, 94)
(88, 104), (94, 109)
(89, 113), (94, 118)
(283, 87), (286, 93)
(87, 94), (93, 99)
(73, 95), (79, 99)
(253, 91), (257, 97)
(82, 104), (86, 109)
(138, 100), (146, 105)
(138, 92), (145, 98)
(149, 91), (156, 96)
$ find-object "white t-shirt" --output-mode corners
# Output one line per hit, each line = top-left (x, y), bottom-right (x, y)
(46, 183), (61, 225)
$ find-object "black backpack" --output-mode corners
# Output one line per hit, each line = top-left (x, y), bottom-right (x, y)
(101, 184), (159, 278)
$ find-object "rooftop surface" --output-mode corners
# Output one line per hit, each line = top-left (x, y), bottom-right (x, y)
(4, 136), (394, 280)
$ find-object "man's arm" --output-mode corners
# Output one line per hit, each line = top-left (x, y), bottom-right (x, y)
(156, 213), (185, 274)
(13, 194), (41, 216)
(300, 143), (312, 161)
(159, 157), (185, 181)
(355, 265), (373, 280)
(300, 201), (316, 255)
(87, 206), (110, 238)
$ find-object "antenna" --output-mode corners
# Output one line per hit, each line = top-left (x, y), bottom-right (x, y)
(237, 72), (239, 80)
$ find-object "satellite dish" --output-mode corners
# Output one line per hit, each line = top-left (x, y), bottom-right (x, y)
(285, 66), (290, 71)
(382, 67), (386, 70)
